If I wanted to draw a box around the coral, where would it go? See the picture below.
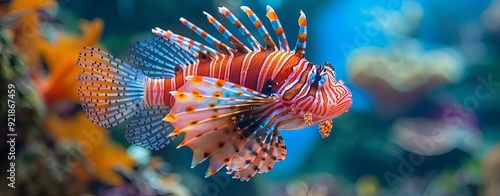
[391,116,482,156]
[1,0,56,80]
[36,18,104,105]
[482,144,500,196]
[347,39,464,117]
[44,112,136,186]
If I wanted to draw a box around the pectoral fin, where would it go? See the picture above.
[165,76,288,181]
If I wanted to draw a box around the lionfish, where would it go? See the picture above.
[77,5,352,181]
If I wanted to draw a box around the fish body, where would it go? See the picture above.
[142,49,301,108]
[77,5,352,181]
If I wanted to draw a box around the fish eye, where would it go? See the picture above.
[309,70,327,86]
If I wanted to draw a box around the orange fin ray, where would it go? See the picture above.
[166,76,287,180]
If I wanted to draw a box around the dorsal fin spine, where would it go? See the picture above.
[240,6,278,51]
[203,11,251,53]
[265,5,290,51]
[180,17,234,55]
[153,27,219,58]
[293,10,307,57]
[218,6,263,51]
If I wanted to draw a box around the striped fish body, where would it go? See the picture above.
[144,50,303,108]
[77,5,352,181]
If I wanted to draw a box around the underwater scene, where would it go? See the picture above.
[1,0,499,195]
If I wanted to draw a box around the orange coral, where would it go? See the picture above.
[2,0,56,80]
[2,0,104,105]
[45,112,136,186]
[37,18,104,105]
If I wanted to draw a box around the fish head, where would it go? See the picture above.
[277,61,352,125]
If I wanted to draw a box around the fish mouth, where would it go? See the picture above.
[328,94,352,118]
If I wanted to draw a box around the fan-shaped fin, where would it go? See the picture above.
[125,37,197,78]
[204,127,249,177]
[258,130,282,173]
[126,105,176,150]
[227,132,269,181]
[165,76,288,181]
[77,47,146,128]
[225,129,286,180]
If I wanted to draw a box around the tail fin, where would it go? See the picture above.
[76,37,190,150]
[77,47,146,128]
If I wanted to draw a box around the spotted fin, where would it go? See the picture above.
[258,130,286,173]
[319,119,333,138]
[77,47,146,128]
[125,105,176,150]
[125,37,197,78]
[226,130,286,180]
[165,76,288,180]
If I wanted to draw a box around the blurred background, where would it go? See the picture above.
[1,0,499,195]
